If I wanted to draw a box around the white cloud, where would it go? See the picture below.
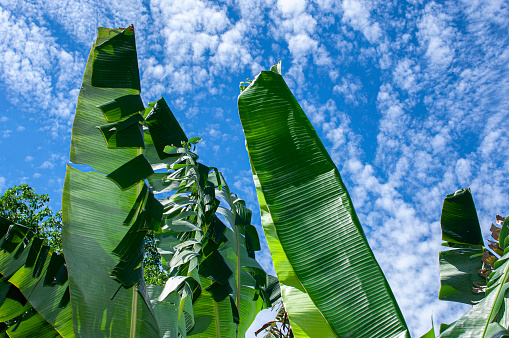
[417,3,455,68]
[287,34,318,60]
[2,129,11,138]
[0,6,82,135]
[455,158,472,185]
[40,160,54,169]
[333,76,365,105]
[33,172,41,179]
[140,0,267,99]
[341,0,381,43]
[0,116,7,122]
[301,98,362,167]
[25,156,33,162]
[16,125,25,131]
[393,58,421,93]
[0,177,5,192]
[278,0,306,16]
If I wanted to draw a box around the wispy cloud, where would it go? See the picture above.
[0,6,83,135]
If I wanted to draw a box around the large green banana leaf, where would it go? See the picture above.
[62,167,159,336]
[238,66,409,337]
[437,190,509,337]
[69,27,143,174]
[252,172,335,337]
[0,216,73,337]
[62,26,160,336]
[64,25,275,337]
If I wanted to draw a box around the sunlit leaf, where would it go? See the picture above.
[238,67,409,337]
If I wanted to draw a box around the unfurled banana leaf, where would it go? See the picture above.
[63,26,160,337]
[63,168,159,336]
[436,189,509,337]
[65,24,276,337]
[252,171,335,338]
[69,27,143,175]
[0,216,73,337]
[238,65,409,337]
[438,188,486,305]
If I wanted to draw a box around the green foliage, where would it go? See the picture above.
[0,184,62,252]
[238,65,409,337]
[60,25,273,337]
[143,232,168,286]
[438,188,486,305]
[0,216,73,337]
[436,189,509,337]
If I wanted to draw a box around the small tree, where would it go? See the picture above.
[0,184,62,252]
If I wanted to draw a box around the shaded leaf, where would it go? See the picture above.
[97,114,145,148]
[199,250,232,285]
[145,98,188,160]
[441,188,483,246]
[91,26,140,90]
[106,154,154,190]
[439,248,486,304]
[97,94,144,122]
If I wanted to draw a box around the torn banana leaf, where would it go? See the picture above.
[62,166,159,336]
[0,217,73,337]
[69,27,142,175]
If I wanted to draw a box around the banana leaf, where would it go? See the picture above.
[438,188,486,304]
[69,27,142,175]
[439,248,485,304]
[437,191,509,337]
[62,167,159,336]
[439,281,509,337]
[441,188,483,246]
[0,217,73,337]
[63,26,161,336]
[253,171,336,338]
[238,66,409,337]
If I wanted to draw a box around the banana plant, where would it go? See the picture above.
[238,63,409,337]
[142,98,276,337]
[62,25,163,337]
[436,188,509,337]
[61,25,274,337]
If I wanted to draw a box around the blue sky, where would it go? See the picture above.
[0,0,508,336]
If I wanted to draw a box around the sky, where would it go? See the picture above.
[0,0,508,336]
